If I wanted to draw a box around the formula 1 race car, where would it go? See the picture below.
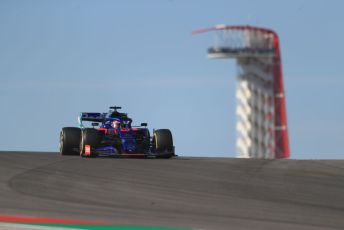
[59,106,175,158]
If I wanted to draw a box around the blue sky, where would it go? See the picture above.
[0,0,343,159]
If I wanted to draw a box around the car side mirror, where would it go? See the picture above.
[140,123,147,127]
[92,122,99,127]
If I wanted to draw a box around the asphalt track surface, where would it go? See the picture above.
[0,152,344,230]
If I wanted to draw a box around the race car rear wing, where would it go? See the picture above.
[78,112,105,127]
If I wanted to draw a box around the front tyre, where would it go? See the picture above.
[152,129,174,159]
[60,127,81,156]
[80,128,103,157]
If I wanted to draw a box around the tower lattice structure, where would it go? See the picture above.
[194,25,290,159]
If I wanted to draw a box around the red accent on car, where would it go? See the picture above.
[85,145,91,156]
[120,128,131,132]
[97,128,108,134]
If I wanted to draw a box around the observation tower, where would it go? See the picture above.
[194,25,290,159]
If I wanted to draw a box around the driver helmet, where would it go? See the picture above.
[111,119,121,129]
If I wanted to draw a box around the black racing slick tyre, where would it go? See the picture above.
[153,129,174,159]
[60,127,81,156]
[80,128,103,157]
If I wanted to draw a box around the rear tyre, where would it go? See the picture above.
[152,129,174,159]
[80,128,103,157]
[60,127,81,156]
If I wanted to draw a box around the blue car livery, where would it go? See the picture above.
[60,106,175,158]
